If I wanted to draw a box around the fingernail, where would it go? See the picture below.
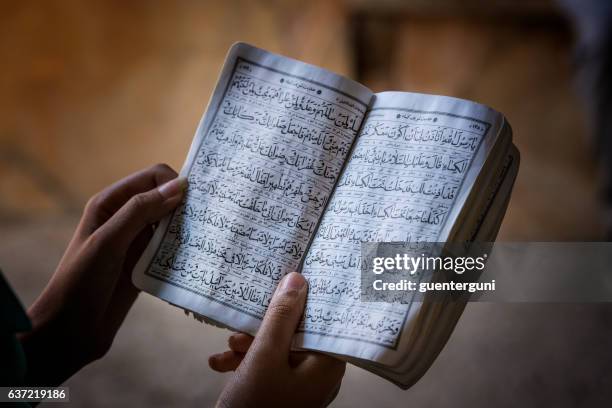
[158,176,188,199]
[279,272,306,294]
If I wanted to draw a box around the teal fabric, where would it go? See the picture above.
[0,270,31,387]
[0,271,31,334]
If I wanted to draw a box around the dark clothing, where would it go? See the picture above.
[1,270,32,407]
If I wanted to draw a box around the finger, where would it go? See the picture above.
[228,333,254,353]
[81,163,178,235]
[102,209,158,340]
[249,272,307,363]
[288,350,310,367]
[295,352,346,381]
[323,381,343,407]
[294,353,345,406]
[90,176,188,254]
[209,351,245,373]
[100,227,149,338]
[298,354,345,406]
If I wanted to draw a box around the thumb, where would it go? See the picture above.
[94,176,188,253]
[250,272,308,362]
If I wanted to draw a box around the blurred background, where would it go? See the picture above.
[1,0,611,406]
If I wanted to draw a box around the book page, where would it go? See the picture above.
[133,43,373,334]
[296,91,504,364]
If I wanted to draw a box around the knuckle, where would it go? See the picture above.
[126,191,159,225]
[85,192,104,215]
[85,229,128,261]
[83,229,115,256]
[151,162,174,175]
[267,300,296,320]
[128,192,150,212]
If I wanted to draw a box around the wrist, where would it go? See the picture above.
[18,299,103,386]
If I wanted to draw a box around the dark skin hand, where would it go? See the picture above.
[19,164,186,386]
[14,164,344,406]
[209,272,346,408]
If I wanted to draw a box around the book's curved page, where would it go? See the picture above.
[354,144,519,389]
[132,43,373,335]
[295,91,505,365]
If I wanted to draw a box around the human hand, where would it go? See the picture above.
[209,272,345,408]
[19,164,186,385]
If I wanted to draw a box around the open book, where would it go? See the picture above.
[133,42,519,389]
